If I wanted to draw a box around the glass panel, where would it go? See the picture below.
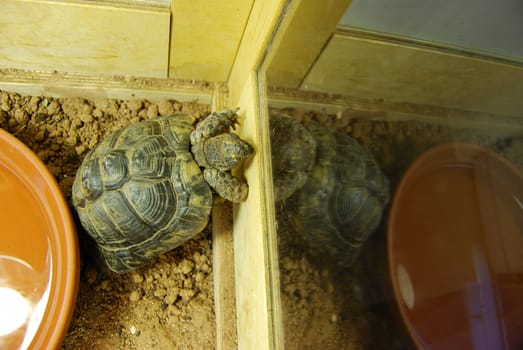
[260,1,523,349]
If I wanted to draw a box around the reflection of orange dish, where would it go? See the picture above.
[388,143,523,350]
[0,128,79,349]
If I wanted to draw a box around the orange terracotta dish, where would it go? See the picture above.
[0,128,79,349]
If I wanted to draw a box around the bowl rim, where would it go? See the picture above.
[0,128,79,349]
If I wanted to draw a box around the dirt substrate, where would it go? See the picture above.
[0,91,216,350]
[2,90,522,349]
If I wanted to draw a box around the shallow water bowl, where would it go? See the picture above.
[0,128,79,349]
[388,143,523,350]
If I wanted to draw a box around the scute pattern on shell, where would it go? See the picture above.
[72,114,213,273]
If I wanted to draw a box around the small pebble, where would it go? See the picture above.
[99,280,111,291]
[180,259,194,275]
[131,272,144,284]
[79,113,93,123]
[92,109,103,118]
[75,145,87,156]
[85,267,98,285]
[34,130,46,142]
[14,109,29,125]
[129,290,141,302]
[36,150,50,162]
[194,271,205,282]
[127,100,143,112]
[153,288,167,298]
[29,96,41,111]
[146,104,158,119]
[46,101,60,115]
[199,263,210,273]
[179,289,195,302]
[164,288,179,305]
[1,100,11,112]
[66,135,77,145]
[157,101,174,115]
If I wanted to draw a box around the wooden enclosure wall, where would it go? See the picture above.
[0,0,171,77]
[1,0,254,82]
[169,0,254,81]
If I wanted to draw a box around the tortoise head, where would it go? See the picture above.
[203,133,254,170]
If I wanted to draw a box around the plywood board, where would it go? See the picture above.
[211,83,239,350]
[266,0,353,88]
[169,0,254,81]
[0,69,214,102]
[301,30,523,117]
[0,0,170,77]
[232,73,283,350]
[211,201,238,350]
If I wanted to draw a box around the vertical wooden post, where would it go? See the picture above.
[232,73,283,350]
[226,1,288,348]
[211,83,238,350]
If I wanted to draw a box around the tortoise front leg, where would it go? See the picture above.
[190,109,239,145]
[203,168,248,203]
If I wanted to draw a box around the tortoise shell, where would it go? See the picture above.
[72,111,252,273]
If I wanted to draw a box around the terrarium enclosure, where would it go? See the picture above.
[258,1,523,349]
[1,0,523,349]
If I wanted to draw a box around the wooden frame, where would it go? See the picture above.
[211,83,239,350]
[226,0,295,348]
[265,0,353,88]
[0,69,214,103]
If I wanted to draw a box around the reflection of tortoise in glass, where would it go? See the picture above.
[271,113,389,267]
[72,110,253,273]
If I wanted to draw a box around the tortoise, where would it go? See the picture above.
[72,109,253,273]
[271,113,389,267]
